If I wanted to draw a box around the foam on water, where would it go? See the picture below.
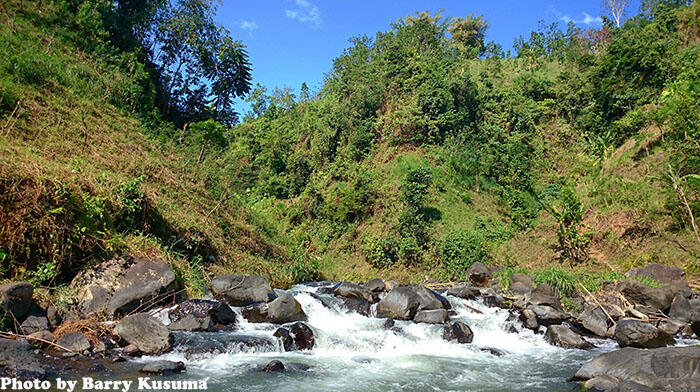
[139,284,622,392]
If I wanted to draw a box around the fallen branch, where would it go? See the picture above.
[0,331,78,354]
[579,283,616,326]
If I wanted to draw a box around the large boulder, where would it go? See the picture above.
[211,274,277,306]
[528,304,568,326]
[413,285,449,311]
[168,299,237,331]
[544,325,594,349]
[413,309,448,324]
[626,263,684,285]
[274,322,315,351]
[334,282,373,302]
[446,285,480,300]
[376,287,421,320]
[572,346,700,391]
[113,313,172,354]
[616,280,674,312]
[70,256,176,316]
[242,295,306,324]
[56,332,91,353]
[467,262,491,286]
[341,297,371,317]
[0,338,45,380]
[442,321,473,344]
[0,282,33,322]
[669,294,692,321]
[363,279,385,293]
[578,304,609,337]
[614,319,675,348]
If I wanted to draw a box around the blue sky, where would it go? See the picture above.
[217,1,640,113]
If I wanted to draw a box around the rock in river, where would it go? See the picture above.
[376,287,421,320]
[211,274,277,306]
[114,313,172,354]
[140,360,185,375]
[544,325,594,349]
[442,321,474,344]
[614,319,675,348]
[0,338,45,380]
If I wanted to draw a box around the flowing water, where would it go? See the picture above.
[132,283,620,392]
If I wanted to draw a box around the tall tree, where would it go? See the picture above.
[603,0,629,27]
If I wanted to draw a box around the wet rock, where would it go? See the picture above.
[0,281,33,322]
[140,360,185,375]
[260,360,285,372]
[446,286,480,300]
[0,338,45,380]
[27,331,55,349]
[528,304,568,326]
[413,285,449,311]
[614,319,675,348]
[382,319,395,329]
[545,325,594,349]
[509,274,535,295]
[572,346,700,391]
[616,280,674,312]
[267,295,307,323]
[363,279,385,293]
[483,295,509,309]
[334,282,373,302]
[70,256,176,316]
[168,299,237,331]
[316,284,339,295]
[211,274,277,307]
[274,322,314,351]
[413,309,448,324]
[480,347,505,356]
[341,297,371,317]
[376,287,421,320]
[123,344,140,356]
[467,262,491,286]
[57,332,91,353]
[519,309,539,330]
[20,315,48,335]
[579,304,609,337]
[113,313,172,354]
[172,333,277,356]
[442,321,473,344]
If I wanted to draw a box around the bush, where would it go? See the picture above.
[362,236,399,268]
[439,229,487,278]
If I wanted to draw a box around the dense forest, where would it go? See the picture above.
[0,0,698,300]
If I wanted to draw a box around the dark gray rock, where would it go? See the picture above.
[113,313,172,354]
[27,331,55,349]
[341,297,371,317]
[413,285,448,311]
[57,332,91,353]
[260,360,285,372]
[614,319,675,348]
[46,305,62,328]
[528,292,562,310]
[442,321,473,344]
[363,279,385,293]
[0,282,33,322]
[528,304,568,326]
[626,263,684,285]
[519,309,538,330]
[480,347,506,356]
[617,280,674,312]
[483,295,510,309]
[334,282,373,302]
[171,332,277,357]
[544,325,594,349]
[669,294,692,321]
[168,299,236,331]
[267,295,307,323]
[658,318,686,336]
[446,286,480,300]
[272,322,315,352]
[572,346,700,391]
[20,315,48,335]
[139,360,185,375]
[413,309,448,324]
[467,262,491,285]
[0,338,45,380]
[376,287,421,320]
[579,304,609,337]
[211,274,277,307]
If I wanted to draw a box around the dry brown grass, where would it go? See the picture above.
[53,318,114,346]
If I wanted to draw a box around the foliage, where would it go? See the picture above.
[544,185,591,264]
[439,229,487,278]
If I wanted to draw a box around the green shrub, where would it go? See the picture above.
[115,176,146,231]
[362,236,399,268]
[439,229,487,278]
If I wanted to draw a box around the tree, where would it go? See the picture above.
[602,0,629,27]
[448,15,489,58]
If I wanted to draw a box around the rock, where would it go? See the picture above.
[363,279,385,293]
[46,305,62,328]
[376,287,421,320]
[123,344,140,356]
[171,332,277,357]
[482,295,509,309]
[57,332,91,353]
[442,321,473,344]
[467,262,491,286]
[20,315,48,335]
[168,299,237,331]
[626,263,684,285]
[669,294,692,321]
[528,304,568,326]
[657,319,686,336]
[211,274,277,307]
[616,280,674,312]
[382,319,395,329]
[334,282,372,302]
[572,346,700,391]
[528,292,562,310]
[70,256,176,316]
[113,313,172,354]
[446,286,480,300]
[480,347,506,356]
[341,297,371,317]
[274,322,314,351]
[139,360,185,375]
[614,319,675,348]
[584,375,622,391]
[544,325,594,349]
[509,274,535,295]
[413,285,449,311]
[413,309,448,324]
[0,338,45,380]
[519,309,538,330]
[579,305,609,337]
[267,295,307,323]
[533,283,556,297]
[0,282,33,322]
[384,280,400,291]
[260,360,285,372]
[27,331,55,349]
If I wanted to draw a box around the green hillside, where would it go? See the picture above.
[1,0,699,295]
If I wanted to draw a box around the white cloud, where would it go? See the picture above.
[239,20,258,30]
[559,11,602,26]
[285,0,322,28]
